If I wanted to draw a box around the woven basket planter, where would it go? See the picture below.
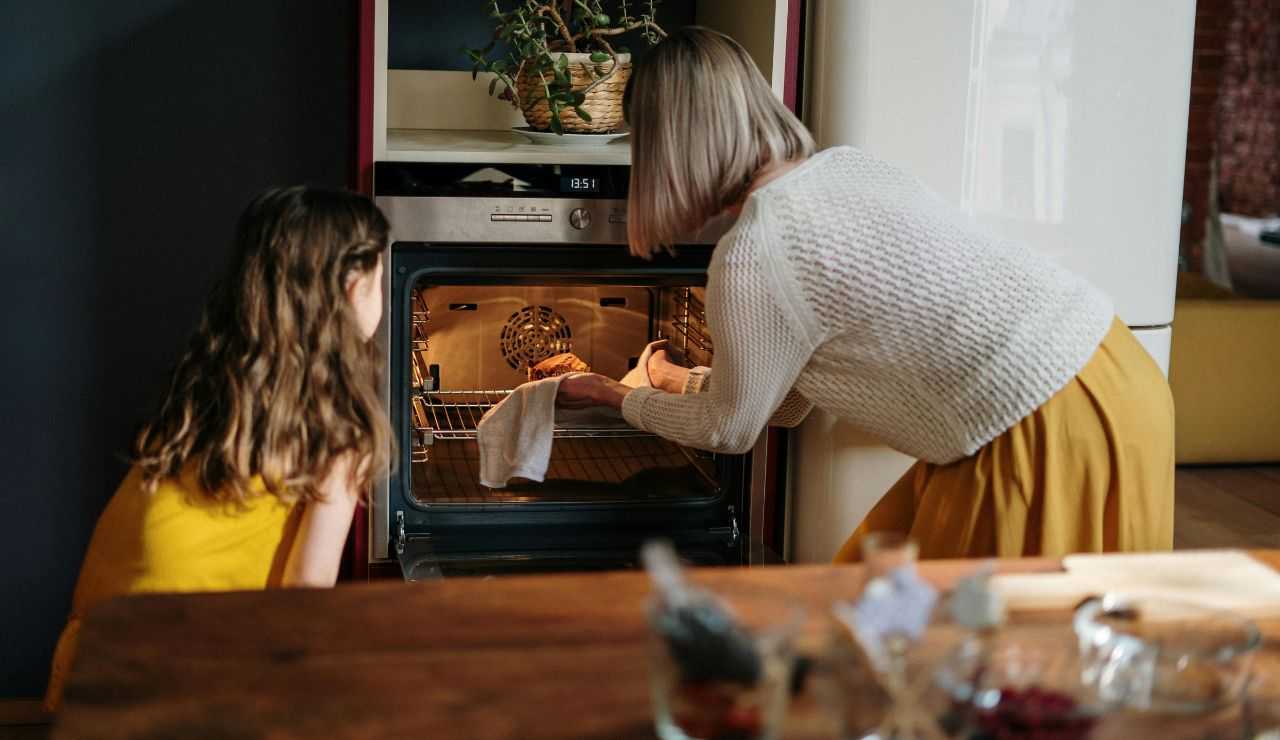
[516,52,631,134]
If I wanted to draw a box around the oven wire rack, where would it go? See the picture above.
[408,388,720,500]
[411,389,653,445]
[669,288,713,368]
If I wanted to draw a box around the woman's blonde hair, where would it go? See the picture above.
[134,186,393,504]
[624,26,815,258]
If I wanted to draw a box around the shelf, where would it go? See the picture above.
[411,390,652,442]
[385,128,631,166]
[407,388,721,504]
[411,436,718,504]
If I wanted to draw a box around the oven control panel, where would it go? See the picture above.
[489,213,552,223]
[373,161,725,245]
[377,196,634,244]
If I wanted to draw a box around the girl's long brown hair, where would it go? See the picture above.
[134,186,393,504]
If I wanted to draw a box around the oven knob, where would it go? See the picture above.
[569,208,592,230]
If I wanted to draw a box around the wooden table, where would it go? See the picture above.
[53,553,1280,739]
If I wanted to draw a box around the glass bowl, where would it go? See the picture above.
[647,606,802,740]
[931,593,1261,736]
[934,628,1103,739]
[1073,593,1261,714]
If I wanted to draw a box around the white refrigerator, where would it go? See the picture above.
[788,0,1195,563]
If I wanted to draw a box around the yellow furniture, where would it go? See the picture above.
[1169,272,1280,463]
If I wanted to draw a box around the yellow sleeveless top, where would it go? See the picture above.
[44,464,301,710]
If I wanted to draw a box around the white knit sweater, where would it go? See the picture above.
[621,146,1115,464]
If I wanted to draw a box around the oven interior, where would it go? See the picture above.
[406,280,720,507]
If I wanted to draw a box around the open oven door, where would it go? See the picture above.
[395,520,742,581]
[386,242,752,579]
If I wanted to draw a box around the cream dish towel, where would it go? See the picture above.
[476,375,568,488]
[476,341,664,489]
[620,339,662,389]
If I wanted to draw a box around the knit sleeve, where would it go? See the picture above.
[769,391,815,428]
[621,214,817,453]
[682,367,813,429]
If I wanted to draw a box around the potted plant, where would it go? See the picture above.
[465,1,666,134]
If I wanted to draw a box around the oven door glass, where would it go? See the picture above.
[395,527,735,581]
[406,279,720,506]
[387,243,744,564]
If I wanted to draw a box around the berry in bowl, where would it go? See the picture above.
[643,542,799,740]
[935,632,1102,739]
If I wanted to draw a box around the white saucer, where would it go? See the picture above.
[513,127,629,146]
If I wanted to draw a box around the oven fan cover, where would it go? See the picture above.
[499,305,573,370]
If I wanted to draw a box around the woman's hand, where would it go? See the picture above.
[556,373,631,411]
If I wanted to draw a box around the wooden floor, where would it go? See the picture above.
[1175,465,1280,549]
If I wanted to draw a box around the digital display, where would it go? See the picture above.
[560,176,600,193]
[376,162,629,199]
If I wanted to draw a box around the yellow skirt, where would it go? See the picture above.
[834,318,1174,561]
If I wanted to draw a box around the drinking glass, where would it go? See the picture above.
[818,532,951,739]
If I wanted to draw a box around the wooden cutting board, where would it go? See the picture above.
[993,549,1280,616]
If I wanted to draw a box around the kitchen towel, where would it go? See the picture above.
[475,341,666,489]
[620,339,663,389]
[477,375,571,489]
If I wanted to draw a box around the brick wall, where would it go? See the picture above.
[1181,0,1280,271]
[1218,0,1280,217]
[1181,0,1228,271]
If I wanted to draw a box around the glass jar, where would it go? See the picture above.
[817,532,954,740]
[1073,594,1260,714]
[648,611,801,740]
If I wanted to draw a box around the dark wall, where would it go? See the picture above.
[0,0,354,697]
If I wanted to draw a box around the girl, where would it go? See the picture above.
[45,186,392,710]
[558,28,1174,560]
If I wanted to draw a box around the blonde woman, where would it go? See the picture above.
[557,27,1174,560]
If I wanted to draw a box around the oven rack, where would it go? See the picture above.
[669,288,713,368]
[410,389,654,443]
[410,432,720,503]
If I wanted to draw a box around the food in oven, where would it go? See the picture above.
[406,283,721,505]
[527,352,591,381]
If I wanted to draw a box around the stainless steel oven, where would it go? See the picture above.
[372,161,778,579]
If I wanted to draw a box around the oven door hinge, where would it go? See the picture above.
[392,516,443,582]
[728,505,740,546]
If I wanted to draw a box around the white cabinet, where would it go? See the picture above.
[790,0,1194,562]
[806,0,1193,332]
